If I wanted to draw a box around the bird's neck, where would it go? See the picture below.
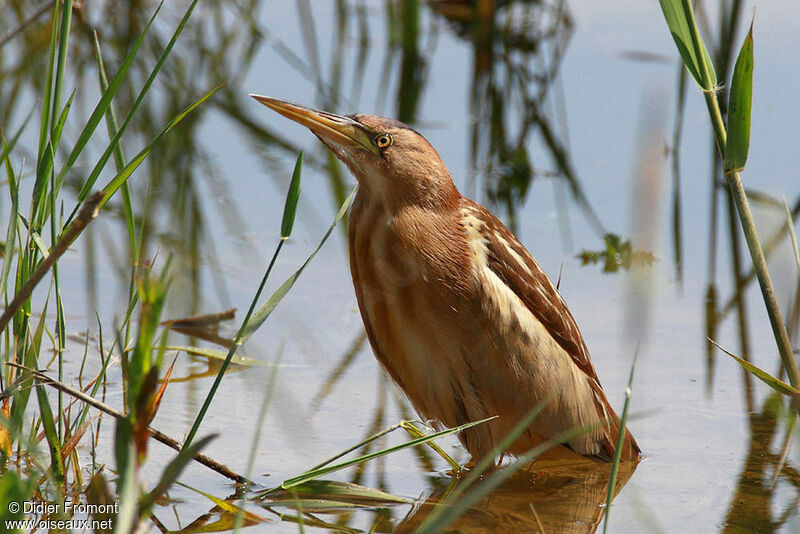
[357,168,462,216]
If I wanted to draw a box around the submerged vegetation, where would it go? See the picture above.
[0,0,798,532]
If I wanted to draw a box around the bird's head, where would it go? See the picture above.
[251,95,460,210]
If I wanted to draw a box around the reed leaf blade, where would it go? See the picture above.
[725,24,754,174]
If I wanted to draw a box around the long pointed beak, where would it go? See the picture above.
[250,95,377,154]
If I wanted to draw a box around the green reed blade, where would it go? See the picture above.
[603,352,638,534]
[658,0,717,90]
[281,151,304,239]
[724,23,754,174]
[241,185,357,342]
[710,337,800,396]
[92,30,137,260]
[278,416,495,491]
[49,4,163,216]
[79,83,223,217]
[74,0,199,205]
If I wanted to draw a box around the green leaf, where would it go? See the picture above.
[241,186,357,342]
[73,0,198,205]
[36,384,64,485]
[92,84,224,215]
[603,352,638,534]
[281,152,304,239]
[277,416,495,491]
[114,417,137,534]
[56,3,162,199]
[711,338,800,396]
[724,23,754,174]
[658,0,717,90]
[1,138,21,299]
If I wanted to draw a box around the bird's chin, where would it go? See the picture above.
[315,135,373,176]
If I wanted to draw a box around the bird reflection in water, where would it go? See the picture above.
[396,457,639,534]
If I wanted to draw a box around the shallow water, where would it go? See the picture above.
[3,0,800,532]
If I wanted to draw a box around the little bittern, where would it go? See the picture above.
[252,95,640,463]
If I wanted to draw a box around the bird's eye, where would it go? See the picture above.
[374,133,393,149]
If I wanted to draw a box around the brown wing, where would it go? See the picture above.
[461,199,600,382]
[461,199,640,461]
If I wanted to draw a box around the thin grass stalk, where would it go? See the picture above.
[92,31,137,264]
[180,238,285,451]
[602,353,637,534]
[35,5,59,185]
[53,2,163,213]
[307,422,404,474]
[1,136,22,302]
[400,420,461,472]
[724,168,800,391]
[705,92,798,387]
[276,417,494,492]
[181,150,302,448]
[50,0,73,140]
[50,151,65,442]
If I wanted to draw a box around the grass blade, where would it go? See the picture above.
[92,30,137,260]
[35,2,60,186]
[55,3,163,200]
[400,420,461,472]
[86,84,224,216]
[241,185,357,342]
[658,0,717,90]
[1,140,21,299]
[50,0,74,135]
[603,352,638,534]
[73,0,199,205]
[36,384,64,485]
[278,416,495,490]
[181,175,348,456]
[709,338,800,396]
[281,151,304,239]
[724,22,754,174]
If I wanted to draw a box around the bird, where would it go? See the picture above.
[251,95,640,463]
